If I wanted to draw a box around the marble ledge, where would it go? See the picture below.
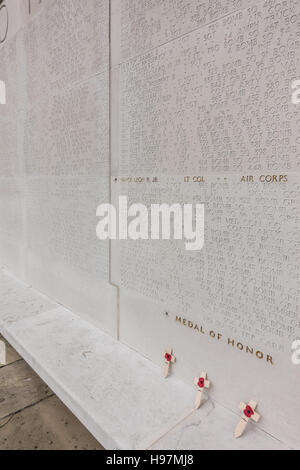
[0,268,195,449]
[0,269,292,450]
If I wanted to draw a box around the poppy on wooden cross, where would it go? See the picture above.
[194,372,210,409]
[0,340,6,365]
[162,348,176,378]
[235,400,261,438]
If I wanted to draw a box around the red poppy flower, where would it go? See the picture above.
[198,378,205,389]
[244,405,254,419]
[165,353,172,362]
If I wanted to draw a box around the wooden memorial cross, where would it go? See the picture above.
[163,348,176,378]
[194,372,210,409]
[0,340,6,366]
[235,400,261,438]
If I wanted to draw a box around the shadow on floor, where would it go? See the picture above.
[0,335,104,450]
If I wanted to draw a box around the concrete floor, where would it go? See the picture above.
[0,335,104,450]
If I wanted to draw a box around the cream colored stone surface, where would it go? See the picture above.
[0,0,299,450]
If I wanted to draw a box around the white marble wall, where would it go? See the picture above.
[0,0,299,449]
[0,0,117,335]
[0,5,25,279]
[111,0,300,448]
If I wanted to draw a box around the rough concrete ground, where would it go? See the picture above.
[0,335,104,450]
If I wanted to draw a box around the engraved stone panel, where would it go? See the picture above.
[1,0,300,448]
[24,0,109,105]
[0,1,116,333]
[21,0,115,333]
[118,175,300,353]
[120,3,300,175]
[0,28,26,277]
[119,0,258,62]
[116,0,300,447]
[24,74,109,177]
